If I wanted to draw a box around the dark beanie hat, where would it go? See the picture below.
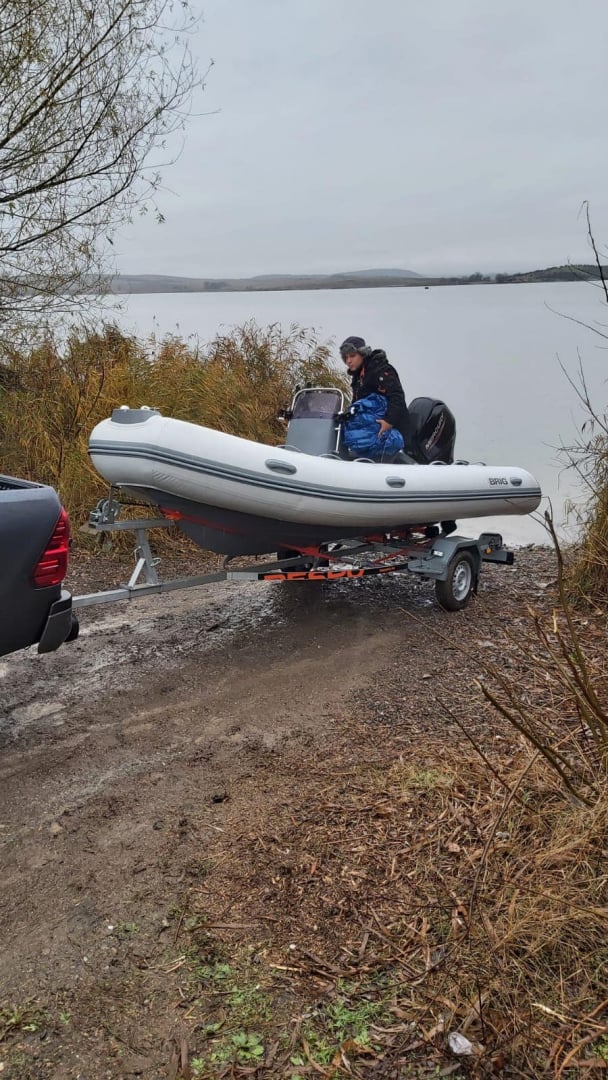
[339,335,366,356]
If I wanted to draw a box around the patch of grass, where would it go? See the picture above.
[0,1004,47,1040]
[287,980,395,1072]
[228,1030,265,1062]
[183,914,206,932]
[180,944,282,1074]
[192,1029,266,1072]
[228,983,272,1025]
[325,992,385,1044]
[292,1034,335,1068]
[178,943,274,1071]
[5,1050,27,1071]
[115,920,139,935]
[395,763,452,793]
[195,960,233,983]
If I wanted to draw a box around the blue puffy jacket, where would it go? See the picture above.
[341,393,405,461]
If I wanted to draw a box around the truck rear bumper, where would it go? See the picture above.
[38,589,79,654]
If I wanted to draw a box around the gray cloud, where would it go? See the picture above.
[116,0,608,276]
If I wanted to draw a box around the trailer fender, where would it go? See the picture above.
[406,535,482,583]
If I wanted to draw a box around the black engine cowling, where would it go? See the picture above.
[407,397,456,464]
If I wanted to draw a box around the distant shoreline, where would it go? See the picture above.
[103,265,606,295]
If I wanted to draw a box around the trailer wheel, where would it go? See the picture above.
[435,550,476,611]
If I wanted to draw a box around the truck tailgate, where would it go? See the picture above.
[0,478,76,655]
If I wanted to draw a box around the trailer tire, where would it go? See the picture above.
[435,550,476,611]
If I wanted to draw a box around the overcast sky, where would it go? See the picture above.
[116,0,608,278]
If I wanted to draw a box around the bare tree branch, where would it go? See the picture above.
[584,201,608,305]
[0,0,202,340]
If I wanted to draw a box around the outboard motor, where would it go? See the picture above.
[280,387,345,456]
[407,397,456,464]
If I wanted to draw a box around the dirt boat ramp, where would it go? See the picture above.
[0,549,553,1078]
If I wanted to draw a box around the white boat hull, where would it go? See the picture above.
[89,409,542,554]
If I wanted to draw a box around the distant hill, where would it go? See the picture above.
[337,268,421,279]
[104,268,422,294]
[105,274,227,294]
[495,264,608,283]
[96,264,606,295]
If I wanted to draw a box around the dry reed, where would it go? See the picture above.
[0,320,347,533]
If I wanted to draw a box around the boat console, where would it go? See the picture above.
[279,387,345,456]
[279,385,457,466]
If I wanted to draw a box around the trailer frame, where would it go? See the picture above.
[73,495,514,613]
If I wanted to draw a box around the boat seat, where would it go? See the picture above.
[343,448,417,465]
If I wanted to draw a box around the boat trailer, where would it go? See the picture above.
[73,496,515,613]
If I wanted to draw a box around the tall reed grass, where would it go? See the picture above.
[559,369,608,605]
[0,320,347,529]
[561,210,608,605]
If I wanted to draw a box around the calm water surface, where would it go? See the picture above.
[108,282,608,545]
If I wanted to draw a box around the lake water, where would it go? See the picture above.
[108,281,608,546]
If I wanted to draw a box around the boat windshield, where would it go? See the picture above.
[292,389,342,420]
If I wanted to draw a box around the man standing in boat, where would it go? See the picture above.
[339,335,409,445]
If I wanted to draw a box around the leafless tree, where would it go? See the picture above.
[0,0,200,342]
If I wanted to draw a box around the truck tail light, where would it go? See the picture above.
[33,508,70,588]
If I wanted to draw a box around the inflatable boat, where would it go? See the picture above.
[88,388,542,556]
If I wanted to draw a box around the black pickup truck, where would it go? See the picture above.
[0,476,78,657]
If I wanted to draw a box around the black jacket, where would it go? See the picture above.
[350,350,409,439]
